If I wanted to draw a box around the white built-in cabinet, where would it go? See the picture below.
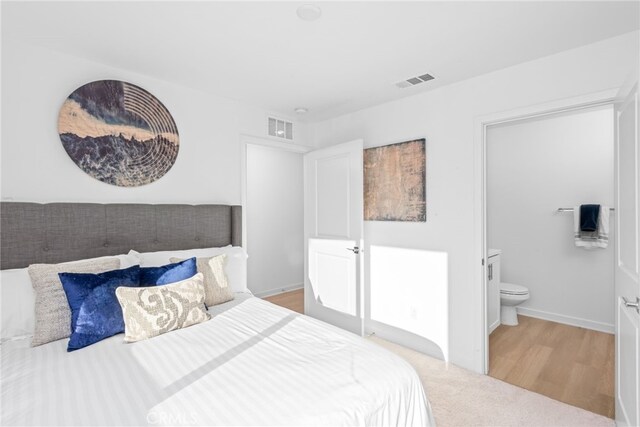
[487,249,501,334]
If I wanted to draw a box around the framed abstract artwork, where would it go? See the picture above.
[58,80,179,187]
[364,139,426,222]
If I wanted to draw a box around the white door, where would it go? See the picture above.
[615,81,640,427]
[304,139,364,335]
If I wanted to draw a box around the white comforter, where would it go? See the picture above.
[1,294,433,426]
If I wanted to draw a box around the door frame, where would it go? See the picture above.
[473,89,619,374]
[239,134,312,250]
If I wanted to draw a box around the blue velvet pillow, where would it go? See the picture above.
[140,257,197,286]
[59,265,141,352]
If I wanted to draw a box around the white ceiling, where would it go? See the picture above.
[3,1,639,122]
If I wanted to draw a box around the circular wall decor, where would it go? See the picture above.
[58,80,179,187]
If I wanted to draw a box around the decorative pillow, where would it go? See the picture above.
[0,267,36,340]
[115,252,141,269]
[28,257,120,347]
[140,257,197,286]
[170,255,234,307]
[116,273,210,343]
[130,246,248,293]
[1,253,139,342]
[59,265,141,351]
[130,247,232,266]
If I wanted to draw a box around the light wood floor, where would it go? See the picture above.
[263,288,304,314]
[489,315,614,418]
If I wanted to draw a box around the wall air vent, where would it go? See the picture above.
[268,117,293,140]
[395,73,435,89]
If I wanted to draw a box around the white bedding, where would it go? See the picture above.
[1,294,433,426]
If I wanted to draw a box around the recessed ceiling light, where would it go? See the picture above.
[296,4,322,21]
[294,107,308,114]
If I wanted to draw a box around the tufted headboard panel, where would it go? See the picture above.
[0,202,242,270]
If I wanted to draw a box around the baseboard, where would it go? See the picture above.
[516,306,614,334]
[489,319,500,335]
[252,283,303,298]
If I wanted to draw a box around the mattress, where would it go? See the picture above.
[1,293,434,426]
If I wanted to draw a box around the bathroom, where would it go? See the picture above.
[485,104,615,417]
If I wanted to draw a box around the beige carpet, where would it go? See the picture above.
[370,336,614,427]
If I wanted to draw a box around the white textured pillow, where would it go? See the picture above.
[130,246,248,293]
[116,273,210,343]
[28,257,122,346]
[170,255,234,307]
[0,252,139,342]
[0,268,35,340]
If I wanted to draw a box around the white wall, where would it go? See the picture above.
[310,31,639,372]
[0,39,311,204]
[246,144,303,296]
[487,106,615,332]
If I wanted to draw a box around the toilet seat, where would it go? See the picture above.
[500,282,529,296]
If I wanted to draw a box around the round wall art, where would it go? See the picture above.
[58,80,179,187]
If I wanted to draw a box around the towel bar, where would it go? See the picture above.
[557,207,615,212]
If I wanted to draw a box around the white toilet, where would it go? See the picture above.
[499,282,530,326]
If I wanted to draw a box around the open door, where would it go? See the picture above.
[615,81,640,427]
[304,139,364,335]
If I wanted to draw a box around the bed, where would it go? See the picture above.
[0,202,434,426]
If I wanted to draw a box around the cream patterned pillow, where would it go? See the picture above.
[28,257,120,347]
[116,273,210,343]
[170,255,234,307]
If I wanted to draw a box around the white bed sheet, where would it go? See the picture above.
[1,293,434,426]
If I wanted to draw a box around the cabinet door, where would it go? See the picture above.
[493,258,501,329]
[487,258,501,333]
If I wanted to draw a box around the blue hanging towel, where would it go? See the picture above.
[580,204,600,232]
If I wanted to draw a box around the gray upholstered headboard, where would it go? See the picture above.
[0,202,242,270]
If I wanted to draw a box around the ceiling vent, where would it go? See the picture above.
[395,73,435,89]
[268,117,293,140]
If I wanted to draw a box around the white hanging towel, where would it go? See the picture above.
[574,205,610,249]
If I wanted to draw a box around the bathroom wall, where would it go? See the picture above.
[487,106,615,332]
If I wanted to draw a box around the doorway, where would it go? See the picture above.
[478,96,618,418]
[241,135,310,298]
